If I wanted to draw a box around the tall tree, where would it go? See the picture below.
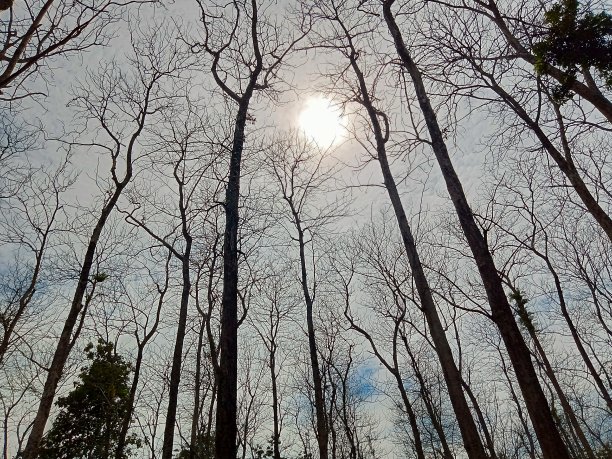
[381,1,571,457]
[309,2,489,457]
[264,134,347,459]
[195,3,308,457]
[19,28,184,459]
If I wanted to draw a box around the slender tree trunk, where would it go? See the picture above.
[344,27,488,458]
[382,3,571,458]
[215,92,255,459]
[294,220,328,459]
[21,184,129,459]
[328,377,337,459]
[161,167,194,459]
[533,337,595,459]
[538,248,612,410]
[393,369,426,459]
[344,300,425,458]
[403,339,454,459]
[116,346,144,459]
[190,318,206,459]
[206,382,216,445]
[461,378,496,459]
[116,254,169,459]
[270,347,281,459]
[497,346,537,459]
[334,356,358,459]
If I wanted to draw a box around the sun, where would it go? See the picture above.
[298,97,346,148]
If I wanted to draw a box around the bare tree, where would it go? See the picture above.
[0,0,156,101]
[462,0,612,124]
[112,249,172,459]
[263,133,349,459]
[250,263,298,459]
[307,2,489,457]
[193,3,308,457]
[425,2,612,242]
[380,2,570,457]
[189,220,223,459]
[0,158,73,366]
[19,25,184,459]
[122,93,227,459]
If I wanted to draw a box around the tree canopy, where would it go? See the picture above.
[534,0,612,99]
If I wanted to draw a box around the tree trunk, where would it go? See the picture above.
[161,183,193,459]
[116,254,168,459]
[190,318,206,459]
[403,338,455,459]
[294,220,328,459]
[21,184,129,459]
[215,93,254,459]
[537,242,612,410]
[345,27,489,459]
[270,347,281,459]
[483,0,612,125]
[116,346,144,459]
[382,3,571,458]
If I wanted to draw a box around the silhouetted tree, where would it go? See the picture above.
[38,340,140,459]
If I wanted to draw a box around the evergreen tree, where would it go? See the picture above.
[37,340,140,459]
[174,432,215,459]
[534,0,612,100]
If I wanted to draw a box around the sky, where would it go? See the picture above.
[3,1,610,458]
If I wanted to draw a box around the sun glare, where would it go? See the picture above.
[298,97,346,148]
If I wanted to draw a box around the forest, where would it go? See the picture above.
[1,0,611,458]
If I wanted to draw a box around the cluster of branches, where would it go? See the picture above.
[0,1,611,459]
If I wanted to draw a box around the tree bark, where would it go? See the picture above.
[294,218,329,459]
[270,344,281,459]
[215,92,256,459]
[341,19,489,457]
[21,185,128,459]
[161,163,194,459]
[467,64,612,243]
[382,3,571,458]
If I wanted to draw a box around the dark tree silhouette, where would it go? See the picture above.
[37,340,140,459]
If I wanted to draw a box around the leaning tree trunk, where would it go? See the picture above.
[382,3,571,458]
[344,29,489,459]
[483,0,612,125]
[21,182,129,459]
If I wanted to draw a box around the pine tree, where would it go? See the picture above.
[37,340,140,459]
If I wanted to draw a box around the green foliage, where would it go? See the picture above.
[533,0,612,101]
[38,340,140,459]
[174,432,215,459]
[509,289,538,336]
[93,272,109,283]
